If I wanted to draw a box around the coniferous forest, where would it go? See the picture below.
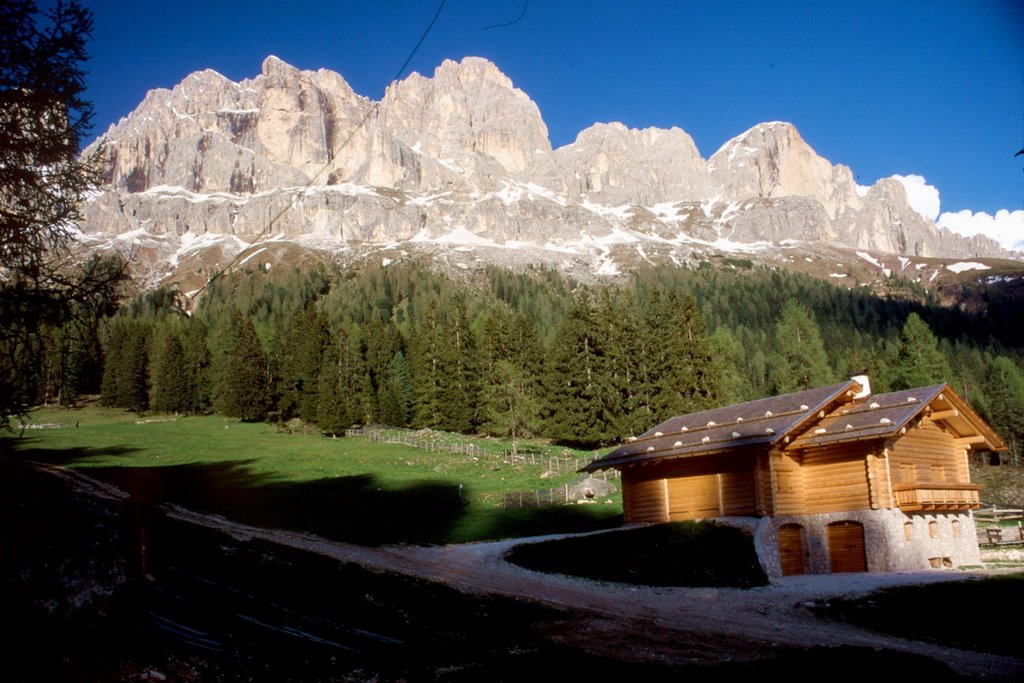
[25,259,1024,460]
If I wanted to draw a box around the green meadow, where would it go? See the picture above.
[3,405,623,545]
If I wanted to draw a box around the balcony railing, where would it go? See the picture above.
[892,482,982,512]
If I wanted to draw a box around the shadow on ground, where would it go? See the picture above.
[3,439,620,546]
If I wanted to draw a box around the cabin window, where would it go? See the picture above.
[928,520,938,538]
[903,522,914,540]
[951,520,960,537]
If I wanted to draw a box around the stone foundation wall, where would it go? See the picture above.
[742,509,981,578]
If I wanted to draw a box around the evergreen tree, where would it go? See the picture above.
[437,296,479,432]
[316,326,366,435]
[652,294,722,419]
[180,319,211,414]
[892,312,951,390]
[710,326,754,404]
[482,360,541,455]
[377,351,412,427]
[210,310,270,421]
[150,326,190,414]
[769,300,833,393]
[276,305,330,422]
[980,356,1024,465]
[409,302,445,428]
[99,318,150,412]
[541,296,620,447]
[0,2,129,427]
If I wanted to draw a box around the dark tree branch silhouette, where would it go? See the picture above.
[1,1,128,428]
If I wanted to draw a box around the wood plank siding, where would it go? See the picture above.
[622,471,668,523]
[800,443,871,513]
[890,418,969,485]
[621,452,756,523]
[771,451,805,515]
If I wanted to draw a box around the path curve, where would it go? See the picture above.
[164,505,1024,680]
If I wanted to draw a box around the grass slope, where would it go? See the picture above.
[3,406,621,545]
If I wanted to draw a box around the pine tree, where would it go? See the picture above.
[150,326,189,414]
[210,310,269,421]
[710,326,754,404]
[99,318,150,412]
[180,318,211,414]
[541,295,619,447]
[436,296,479,432]
[980,356,1024,465]
[316,326,366,435]
[377,351,412,427]
[769,300,833,393]
[1,2,128,427]
[892,312,951,390]
[482,360,540,455]
[652,294,722,419]
[276,305,330,422]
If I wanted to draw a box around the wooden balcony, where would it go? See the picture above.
[892,482,982,512]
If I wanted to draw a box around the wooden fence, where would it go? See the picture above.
[974,507,1024,524]
[503,485,573,509]
[343,425,616,477]
[344,426,488,458]
[975,506,1024,545]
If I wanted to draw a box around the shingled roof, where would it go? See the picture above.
[581,379,1005,472]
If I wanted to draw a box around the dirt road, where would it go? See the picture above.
[163,504,1024,680]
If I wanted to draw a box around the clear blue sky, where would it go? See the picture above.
[81,0,1022,221]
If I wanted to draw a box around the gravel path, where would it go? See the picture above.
[33,460,1022,679]
[165,506,1024,680]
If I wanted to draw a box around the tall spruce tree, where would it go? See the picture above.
[276,305,330,422]
[652,293,722,419]
[209,310,270,421]
[541,295,620,447]
[892,313,952,390]
[150,326,190,414]
[979,356,1024,465]
[482,359,540,455]
[316,326,366,435]
[769,300,833,393]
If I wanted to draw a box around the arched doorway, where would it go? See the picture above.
[828,521,867,573]
[778,524,805,576]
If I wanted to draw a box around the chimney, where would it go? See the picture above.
[851,374,871,399]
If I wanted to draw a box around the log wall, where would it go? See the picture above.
[620,451,757,523]
[890,419,968,484]
[622,470,668,523]
[772,451,806,515]
[801,442,871,513]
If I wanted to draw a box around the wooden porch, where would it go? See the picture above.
[892,482,982,512]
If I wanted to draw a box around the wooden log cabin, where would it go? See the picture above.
[581,376,1006,576]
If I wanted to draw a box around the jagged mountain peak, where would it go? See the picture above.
[78,56,1013,295]
[261,54,296,76]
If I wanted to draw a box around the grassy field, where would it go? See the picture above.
[2,405,623,545]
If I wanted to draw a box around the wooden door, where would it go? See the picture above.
[828,521,867,573]
[778,524,805,576]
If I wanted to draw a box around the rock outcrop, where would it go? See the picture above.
[79,56,1011,286]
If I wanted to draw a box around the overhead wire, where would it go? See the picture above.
[187,0,447,304]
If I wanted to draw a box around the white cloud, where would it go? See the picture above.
[937,209,1024,253]
[891,174,940,221]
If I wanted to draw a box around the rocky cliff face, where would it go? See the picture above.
[79,56,1011,290]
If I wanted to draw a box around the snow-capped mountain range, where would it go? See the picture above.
[77,56,1015,294]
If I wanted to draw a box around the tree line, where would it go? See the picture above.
[31,260,1023,460]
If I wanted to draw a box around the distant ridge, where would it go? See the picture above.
[77,56,1013,294]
